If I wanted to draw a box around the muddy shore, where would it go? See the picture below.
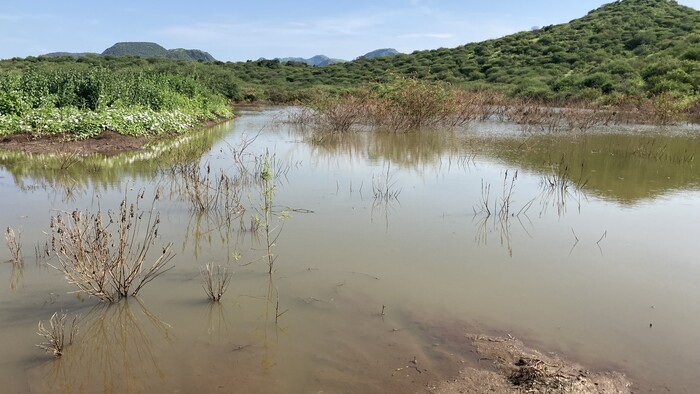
[0,119,226,155]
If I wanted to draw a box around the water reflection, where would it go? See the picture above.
[9,261,24,291]
[34,299,172,393]
[307,129,465,169]
[304,128,700,204]
[478,132,700,204]
[204,302,231,343]
[0,122,232,192]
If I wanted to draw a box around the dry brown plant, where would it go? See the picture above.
[5,226,22,264]
[200,262,233,302]
[37,311,79,357]
[50,189,174,302]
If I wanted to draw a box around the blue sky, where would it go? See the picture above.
[1,0,699,61]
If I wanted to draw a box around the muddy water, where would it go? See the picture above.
[1,107,699,393]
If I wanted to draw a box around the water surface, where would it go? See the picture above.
[1,108,699,393]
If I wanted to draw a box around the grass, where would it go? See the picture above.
[36,312,79,357]
[49,189,174,302]
[372,164,402,202]
[473,170,534,256]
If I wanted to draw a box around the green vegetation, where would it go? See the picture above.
[211,0,700,106]
[0,65,231,139]
[1,0,700,137]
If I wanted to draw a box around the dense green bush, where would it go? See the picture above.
[0,65,231,138]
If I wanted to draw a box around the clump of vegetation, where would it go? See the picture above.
[307,94,365,132]
[36,311,79,357]
[200,262,233,302]
[49,189,174,302]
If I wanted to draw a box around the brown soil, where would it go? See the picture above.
[0,120,224,155]
[416,319,633,394]
[0,130,150,154]
[428,335,631,393]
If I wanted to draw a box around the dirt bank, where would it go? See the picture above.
[428,334,631,393]
[0,119,226,155]
[0,130,150,154]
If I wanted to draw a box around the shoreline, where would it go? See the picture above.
[0,117,231,155]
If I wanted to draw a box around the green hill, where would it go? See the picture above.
[99,42,216,61]
[361,48,400,59]
[225,0,700,101]
[168,48,216,62]
[102,42,170,58]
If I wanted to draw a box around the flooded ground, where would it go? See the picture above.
[1,107,699,393]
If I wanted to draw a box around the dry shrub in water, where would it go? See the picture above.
[309,94,366,132]
[50,189,174,302]
[367,77,451,131]
[5,226,22,264]
[200,262,232,302]
[37,311,79,357]
[170,162,245,221]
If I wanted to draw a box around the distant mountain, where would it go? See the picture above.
[102,42,216,61]
[168,48,216,62]
[277,55,346,67]
[361,48,400,59]
[102,42,170,57]
[42,42,216,62]
[271,49,400,67]
[44,52,97,58]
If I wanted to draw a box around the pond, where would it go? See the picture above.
[1,107,699,393]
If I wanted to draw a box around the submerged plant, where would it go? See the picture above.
[50,189,174,302]
[200,262,233,302]
[37,312,79,357]
[372,164,402,202]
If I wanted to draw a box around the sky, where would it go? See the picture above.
[1,0,699,62]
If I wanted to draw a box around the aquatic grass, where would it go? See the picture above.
[372,164,402,202]
[473,171,534,256]
[36,311,79,357]
[170,162,245,220]
[260,157,277,274]
[50,189,174,302]
[200,262,233,302]
[245,153,292,274]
